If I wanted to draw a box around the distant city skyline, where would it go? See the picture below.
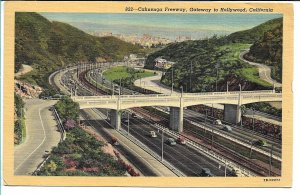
[40,13,282,40]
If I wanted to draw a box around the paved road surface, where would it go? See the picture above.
[134,72,180,95]
[239,49,282,88]
[14,99,61,175]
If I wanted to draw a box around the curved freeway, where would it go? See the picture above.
[53,66,231,176]
[14,99,61,175]
[87,67,282,158]
[52,64,282,175]
[239,49,282,88]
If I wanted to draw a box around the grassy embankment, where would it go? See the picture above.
[103,66,155,83]
[37,97,131,176]
[217,43,272,88]
[14,93,26,145]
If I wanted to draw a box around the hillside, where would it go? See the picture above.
[223,17,283,44]
[15,12,141,87]
[244,25,283,82]
[144,17,283,92]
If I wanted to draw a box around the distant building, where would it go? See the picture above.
[154,57,175,69]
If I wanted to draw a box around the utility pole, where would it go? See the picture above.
[127,112,130,135]
[215,61,220,92]
[227,81,229,93]
[224,161,227,177]
[171,65,174,94]
[269,144,274,176]
[190,61,193,92]
[161,129,164,162]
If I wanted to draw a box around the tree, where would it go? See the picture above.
[55,96,80,122]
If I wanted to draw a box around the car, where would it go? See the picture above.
[176,137,186,145]
[131,113,137,118]
[149,131,157,138]
[165,138,176,146]
[111,137,119,146]
[214,119,222,125]
[199,168,214,177]
[222,125,232,132]
[252,139,267,147]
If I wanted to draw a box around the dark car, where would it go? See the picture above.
[222,125,232,132]
[131,113,137,118]
[165,138,176,146]
[199,168,214,177]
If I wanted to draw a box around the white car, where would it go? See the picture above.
[149,131,157,138]
[214,119,222,125]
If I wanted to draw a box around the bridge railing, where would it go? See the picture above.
[73,94,281,104]
[72,90,279,100]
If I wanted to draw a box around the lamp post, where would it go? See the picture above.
[127,112,130,135]
[211,128,214,150]
[205,109,208,124]
[190,61,193,92]
[252,108,255,130]
[238,84,242,125]
[161,129,164,162]
[227,81,229,93]
[224,161,227,177]
[215,61,220,92]
[95,72,98,94]
[171,65,174,94]
[249,108,255,159]
[180,85,183,98]
[269,144,274,176]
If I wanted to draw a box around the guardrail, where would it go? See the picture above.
[72,91,281,101]
[153,123,257,177]
[32,155,51,176]
[52,107,66,142]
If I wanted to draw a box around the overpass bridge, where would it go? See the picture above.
[72,90,282,132]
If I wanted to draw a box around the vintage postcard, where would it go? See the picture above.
[3,1,293,187]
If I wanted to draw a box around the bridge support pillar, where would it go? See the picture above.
[169,107,183,132]
[224,104,241,124]
[110,109,120,130]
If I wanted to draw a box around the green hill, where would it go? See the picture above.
[144,17,283,92]
[15,12,141,87]
[224,17,283,44]
[244,25,282,82]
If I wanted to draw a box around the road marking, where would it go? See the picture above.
[14,108,47,172]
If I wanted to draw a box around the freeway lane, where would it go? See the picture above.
[105,109,227,176]
[14,99,61,175]
[80,109,176,177]
[183,110,282,156]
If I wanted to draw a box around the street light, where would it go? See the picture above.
[180,85,183,98]
[226,81,229,93]
[269,144,274,176]
[127,112,130,135]
[238,84,242,125]
[224,160,227,177]
[171,65,174,94]
[249,108,255,159]
[215,61,220,92]
[190,61,193,92]
[205,109,208,124]
[161,128,164,162]
[252,108,255,130]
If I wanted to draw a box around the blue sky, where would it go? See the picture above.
[40,13,282,40]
